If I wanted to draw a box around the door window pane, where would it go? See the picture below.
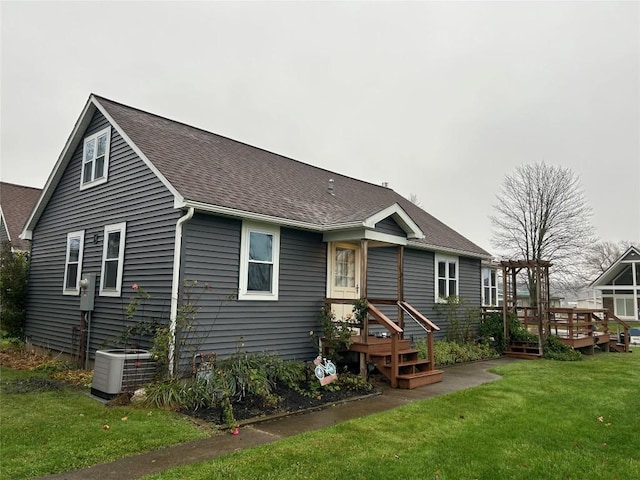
[335,248,355,288]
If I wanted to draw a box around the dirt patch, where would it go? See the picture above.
[1,377,65,394]
[0,349,50,370]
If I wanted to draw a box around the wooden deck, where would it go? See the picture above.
[483,306,632,356]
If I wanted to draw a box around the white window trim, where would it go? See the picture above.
[63,230,85,295]
[482,267,498,306]
[80,126,111,190]
[238,222,280,301]
[100,222,126,297]
[435,254,459,302]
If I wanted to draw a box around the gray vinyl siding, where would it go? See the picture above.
[25,110,180,357]
[366,246,399,334]
[374,217,405,237]
[404,249,440,341]
[404,250,482,341]
[179,213,326,367]
[0,216,9,245]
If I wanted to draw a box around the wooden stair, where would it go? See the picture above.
[505,340,542,359]
[368,341,444,389]
[609,340,632,353]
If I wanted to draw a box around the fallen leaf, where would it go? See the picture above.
[121,416,128,421]
[597,416,604,422]
[102,424,110,430]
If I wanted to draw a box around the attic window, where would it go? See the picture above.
[80,126,111,189]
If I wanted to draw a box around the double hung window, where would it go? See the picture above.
[435,254,458,301]
[482,268,498,306]
[63,231,85,294]
[239,222,280,300]
[81,127,111,188]
[100,223,126,296]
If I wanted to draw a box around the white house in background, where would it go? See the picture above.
[591,246,640,322]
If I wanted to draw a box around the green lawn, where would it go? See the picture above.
[144,353,640,480]
[0,367,206,479]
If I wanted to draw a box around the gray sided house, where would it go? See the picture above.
[22,94,490,375]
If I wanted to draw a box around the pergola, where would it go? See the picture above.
[500,259,552,350]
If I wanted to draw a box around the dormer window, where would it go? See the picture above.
[80,126,111,189]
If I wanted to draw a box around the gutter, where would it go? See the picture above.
[168,207,194,377]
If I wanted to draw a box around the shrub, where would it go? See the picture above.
[435,296,479,344]
[145,352,307,427]
[0,241,29,338]
[315,304,353,363]
[417,339,499,367]
[543,335,583,361]
[479,311,537,353]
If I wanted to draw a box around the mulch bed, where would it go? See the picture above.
[184,383,377,426]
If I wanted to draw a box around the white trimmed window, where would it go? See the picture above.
[63,230,85,295]
[81,126,111,189]
[614,296,636,318]
[435,254,458,301]
[100,222,126,297]
[482,268,498,306]
[239,222,280,301]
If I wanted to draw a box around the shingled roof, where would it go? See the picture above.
[0,182,42,251]
[25,95,489,258]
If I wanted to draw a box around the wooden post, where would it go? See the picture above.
[360,240,368,379]
[360,239,368,299]
[503,265,509,342]
[390,332,399,388]
[397,245,404,331]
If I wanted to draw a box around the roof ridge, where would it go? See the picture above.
[91,94,394,192]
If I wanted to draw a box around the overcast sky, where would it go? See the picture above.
[2,1,638,254]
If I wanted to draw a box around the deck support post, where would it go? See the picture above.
[397,245,404,331]
[359,239,369,379]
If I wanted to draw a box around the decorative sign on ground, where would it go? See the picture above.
[313,355,337,386]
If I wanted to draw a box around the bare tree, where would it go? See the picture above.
[491,163,596,299]
[580,240,638,283]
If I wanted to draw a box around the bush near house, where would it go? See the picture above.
[0,241,29,338]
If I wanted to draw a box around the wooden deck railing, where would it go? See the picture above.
[481,306,631,353]
[367,302,402,387]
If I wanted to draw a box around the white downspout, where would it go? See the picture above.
[168,207,195,377]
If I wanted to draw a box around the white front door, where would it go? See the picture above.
[328,243,360,320]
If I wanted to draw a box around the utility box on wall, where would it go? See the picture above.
[90,349,155,399]
[79,273,96,311]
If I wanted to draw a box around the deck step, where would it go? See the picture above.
[396,370,444,389]
[505,351,542,359]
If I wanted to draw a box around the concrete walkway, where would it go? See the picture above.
[40,358,514,480]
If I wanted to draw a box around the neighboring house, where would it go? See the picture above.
[21,94,490,370]
[591,246,640,322]
[0,182,42,251]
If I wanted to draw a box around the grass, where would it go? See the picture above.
[0,366,206,479]
[143,353,640,480]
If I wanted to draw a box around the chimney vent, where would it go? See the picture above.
[382,182,389,188]
[328,178,335,195]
